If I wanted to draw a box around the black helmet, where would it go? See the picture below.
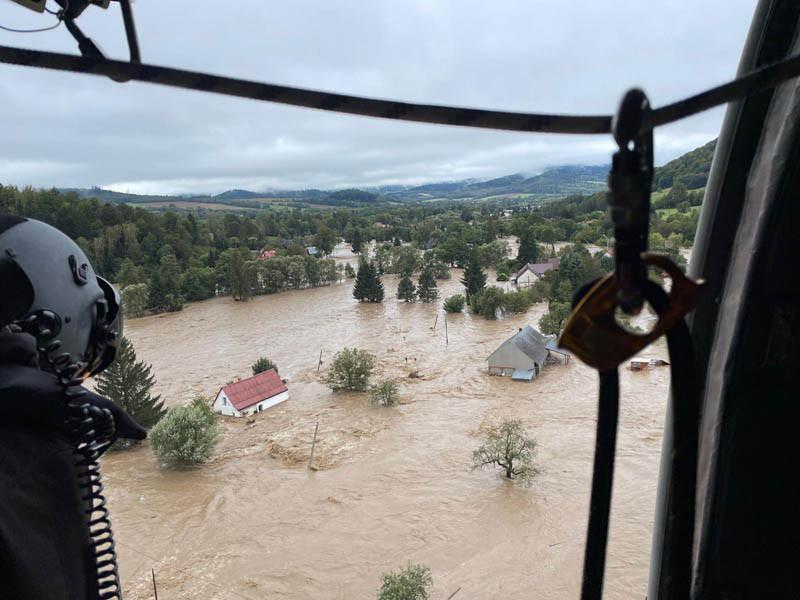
[0,214,122,380]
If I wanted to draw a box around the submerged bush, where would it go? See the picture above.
[369,379,400,406]
[150,398,219,468]
[252,356,278,375]
[377,563,433,600]
[326,347,377,392]
[443,294,465,313]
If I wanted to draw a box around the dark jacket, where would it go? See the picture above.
[0,332,144,600]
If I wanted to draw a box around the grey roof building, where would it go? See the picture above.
[487,325,551,381]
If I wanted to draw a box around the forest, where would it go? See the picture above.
[0,139,710,318]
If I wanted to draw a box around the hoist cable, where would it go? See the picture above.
[1,44,800,134]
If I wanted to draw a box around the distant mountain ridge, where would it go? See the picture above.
[56,139,715,209]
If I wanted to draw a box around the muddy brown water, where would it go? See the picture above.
[107,271,670,599]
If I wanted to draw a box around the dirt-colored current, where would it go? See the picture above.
[106,266,670,599]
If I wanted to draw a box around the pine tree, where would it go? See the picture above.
[95,336,166,449]
[369,261,385,302]
[416,266,439,303]
[353,257,370,301]
[516,227,541,267]
[397,275,416,302]
[353,258,384,302]
[461,250,487,299]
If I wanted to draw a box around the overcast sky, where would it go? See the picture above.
[0,1,755,195]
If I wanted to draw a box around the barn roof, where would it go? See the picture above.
[220,369,287,411]
[505,325,549,365]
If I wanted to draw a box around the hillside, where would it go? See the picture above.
[653,139,717,190]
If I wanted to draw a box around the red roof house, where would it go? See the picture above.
[212,368,289,417]
[259,249,277,260]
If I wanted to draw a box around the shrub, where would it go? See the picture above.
[325,347,377,392]
[149,398,219,468]
[443,294,465,313]
[377,563,432,600]
[496,272,509,282]
[469,286,506,319]
[252,357,278,375]
[369,380,399,406]
[504,289,533,314]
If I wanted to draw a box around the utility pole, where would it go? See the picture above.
[308,421,319,470]
[152,568,159,600]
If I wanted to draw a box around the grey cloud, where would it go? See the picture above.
[0,0,755,194]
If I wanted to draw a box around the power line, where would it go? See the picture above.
[1,44,800,135]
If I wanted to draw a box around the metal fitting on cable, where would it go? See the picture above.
[608,88,654,315]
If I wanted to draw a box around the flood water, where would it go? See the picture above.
[106,269,670,599]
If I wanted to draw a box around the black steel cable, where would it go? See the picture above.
[1,44,800,134]
[580,369,619,600]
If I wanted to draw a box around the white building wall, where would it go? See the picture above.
[516,270,539,287]
[213,389,289,418]
[212,390,240,417]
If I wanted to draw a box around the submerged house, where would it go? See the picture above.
[512,257,560,287]
[212,368,289,417]
[487,325,551,381]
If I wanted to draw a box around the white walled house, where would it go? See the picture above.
[212,368,289,417]
[512,257,561,287]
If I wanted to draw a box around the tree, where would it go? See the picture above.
[460,249,487,300]
[416,266,439,303]
[149,398,219,468]
[443,294,465,313]
[469,286,506,319]
[121,283,149,318]
[148,252,184,312]
[313,225,337,255]
[516,227,541,267]
[116,258,147,287]
[219,247,255,301]
[377,563,432,600]
[252,357,278,375]
[477,239,510,268]
[180,266,216,301]
[539,302,572,335]
[344,263,356,279]
[350,228,364,253]
[94,336,166,449]
[369,380,399,406]
[397,276,416,302]
[472,418,539,482]
[325,347,376,392]
[353,257,384,302]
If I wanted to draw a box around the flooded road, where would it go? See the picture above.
[107,271,670,599]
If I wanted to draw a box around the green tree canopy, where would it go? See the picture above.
[472,418,539,482]
[416,266,439,303]
[150,398,219,468]
[353,258,385,303]
[460,249,487,299]
[369,380,400,407]
[325,347,377,392]
[397,276,416,302]
[443,294,465,313]
[252,357,278,375]
[95,336,166,449]
[377,563,433,600]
